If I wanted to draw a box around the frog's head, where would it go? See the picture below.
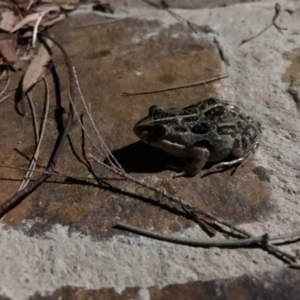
[134,105,170,145]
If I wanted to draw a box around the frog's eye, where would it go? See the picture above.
[149,105,159,114]
[149,105,164,119]
[153,125,166,138]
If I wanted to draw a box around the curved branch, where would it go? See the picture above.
[115,222,269,248]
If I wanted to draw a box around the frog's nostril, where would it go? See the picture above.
[134,125,150,137]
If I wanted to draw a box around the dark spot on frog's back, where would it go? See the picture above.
[236,121,244,129]
[205,106,228,119]
[182,116,199,123]
[239,113,247,120]
[233,138,241,149]
[191,122,210,134]
[179,107,198,115]
[244,124,258,143]
[241,137,248,149]
[201,97,220,109]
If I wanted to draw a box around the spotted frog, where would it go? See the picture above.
[134,98,262,177]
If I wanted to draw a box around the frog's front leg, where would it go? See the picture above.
[174,147,210,177]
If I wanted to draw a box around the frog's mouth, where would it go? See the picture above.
[134,125,167,145]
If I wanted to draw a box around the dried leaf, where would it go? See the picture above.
[60,3,78,11]
[0,32,16,41]
[0,10,19,32]
[41,13,65,27]
[22,38,53,94]
[19,48,34,61]
[0,39,23,70]
[26,0,35,10]
[13,0,37,10]
[34,4,60,13]
[11,12,45,32]
[19,31,34,38]
[41,0,79,4]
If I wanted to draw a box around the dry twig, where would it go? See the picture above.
[27,92,39,143]
[143,0,200,34]
[0,94,10,104]
[0,69,10,97]
[18,78,50,190]
[0,73,10,104]
[116,222,270,247]
[240,3,287,45]
[117,224,300,247]
[122,74,228,96]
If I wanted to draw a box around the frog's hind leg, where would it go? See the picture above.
[209,153,252,174]
[173,148,210,177]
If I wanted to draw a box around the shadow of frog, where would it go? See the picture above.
[106,141,183,174]
[106,141,237,176]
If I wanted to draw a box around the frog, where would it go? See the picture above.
[134,97,262,177]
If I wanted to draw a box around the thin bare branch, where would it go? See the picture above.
[72,67,124,171]
[270,229,300,244]
[122,74,228,96]
[73,16,132,29]
[68,70,106,159]
[87,104,124,171]
[27,93,39,144]
[0,69,10,98]
[0,164,126,182]
[115,222,269,247]
[143,0,200,34]
[0,94,10,104]
[240,3,287,45]
[115,223,300,265]
[117,222,300,247]
[165,7,199,34]
[18,78,50,190]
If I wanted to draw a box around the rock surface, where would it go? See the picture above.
[0,0,300,299]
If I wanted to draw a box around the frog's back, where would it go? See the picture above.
[134,98,261,162]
